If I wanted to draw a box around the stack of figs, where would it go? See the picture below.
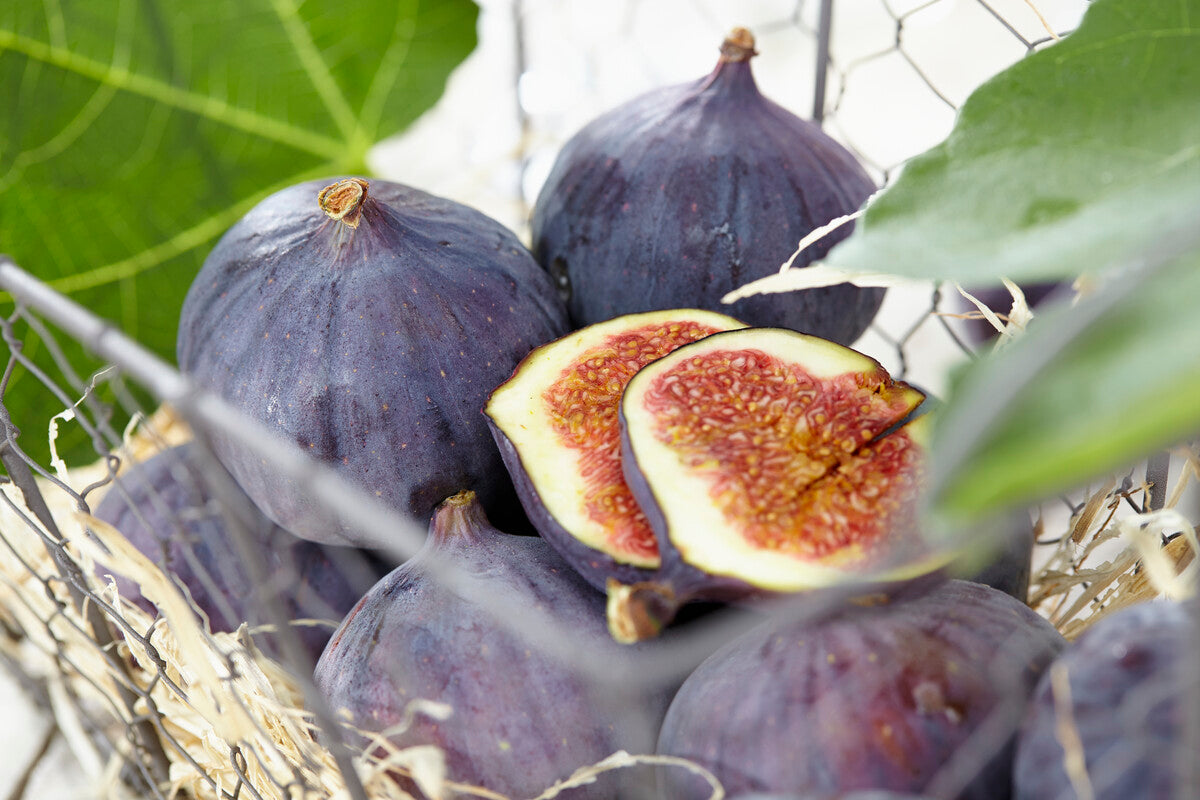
[92,25,1185,800]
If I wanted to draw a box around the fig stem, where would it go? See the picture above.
[606,578,678,644]
[719,27,758,63]
[318,178,370,228]
[431,490,492,544]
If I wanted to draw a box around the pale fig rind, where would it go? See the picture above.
[611,328,940,641]
[177,177,569,547]
[531,29,882,343]
[489,425,658,590]
[314,491,670,799]
[657,580,1066,799]
[485,308,747,591]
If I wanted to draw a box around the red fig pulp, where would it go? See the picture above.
[610,328,939,642]
[485,309,746,590]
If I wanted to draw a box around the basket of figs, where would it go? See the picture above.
[2,9,1197,800]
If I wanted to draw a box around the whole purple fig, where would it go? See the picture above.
[1014,599,1200,799]
[314,491,671,799]
[92,443,385,664]
[532,27,882,344]
[657,580,1065,799]
[177,177,569,547]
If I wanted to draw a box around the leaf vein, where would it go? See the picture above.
[360,0,420,140]
[268,0,368,150]
[0,29,345,159]
[48,164,344,294]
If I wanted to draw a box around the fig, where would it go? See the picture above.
[91,443,385,663]
[177,177,569,547]
[611,327,937,642]
[313,490,671,799]
[1013,599,1200,799]
[531,27,883,344]
[484,308,747,590]
[657,580,1066,800]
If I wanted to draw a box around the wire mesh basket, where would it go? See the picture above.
[2,1,1198,799]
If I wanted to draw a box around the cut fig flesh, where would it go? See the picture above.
[485,309,746,568]
[620,327,928,592]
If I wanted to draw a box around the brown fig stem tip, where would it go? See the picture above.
[719,27,758,63]
[318,178,370,228]
[606,578,678,644]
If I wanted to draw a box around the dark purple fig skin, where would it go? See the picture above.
[313,491,672,799]
[531,32,882,343]
[657,580,1065,800]
[177,177,568,547]
[1014,599,1200,800]
[959,511,1034,604]
[732,793,936,800]
[92,443,387,664]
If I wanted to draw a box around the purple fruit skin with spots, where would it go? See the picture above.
[1014,599,1200,800]
[732,793,935,800]
[177,178,568,547]
[531,40,882,344]
[92,443,386,664]
[657,580,1065,800]
[314,493,670,799]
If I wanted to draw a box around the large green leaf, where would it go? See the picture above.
[724,0,1200,304]
[826,0,1200,284]
[926,230,1200,530]
[0,0,477,463]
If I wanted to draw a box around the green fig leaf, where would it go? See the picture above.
[824,0,1200,285]
[926,230,1200,527]
[0,0,478,464]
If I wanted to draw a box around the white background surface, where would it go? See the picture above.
[1,1,1090,796]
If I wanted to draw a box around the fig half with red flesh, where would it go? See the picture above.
[612,327,938,642]
[485,309,747,590]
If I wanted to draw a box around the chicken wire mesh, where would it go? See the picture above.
[2,1,1199,798]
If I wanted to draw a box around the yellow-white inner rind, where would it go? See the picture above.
[621,329,934,591]
[485,309,746,566]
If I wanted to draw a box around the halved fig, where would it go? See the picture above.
[484,309,747,589]
[612,327,939,642]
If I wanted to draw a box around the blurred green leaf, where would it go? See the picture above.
[826,0,1200,285]
[0,0,477,464]
[927,230,1200,525]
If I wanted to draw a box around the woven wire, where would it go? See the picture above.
[3,1,1197,798]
